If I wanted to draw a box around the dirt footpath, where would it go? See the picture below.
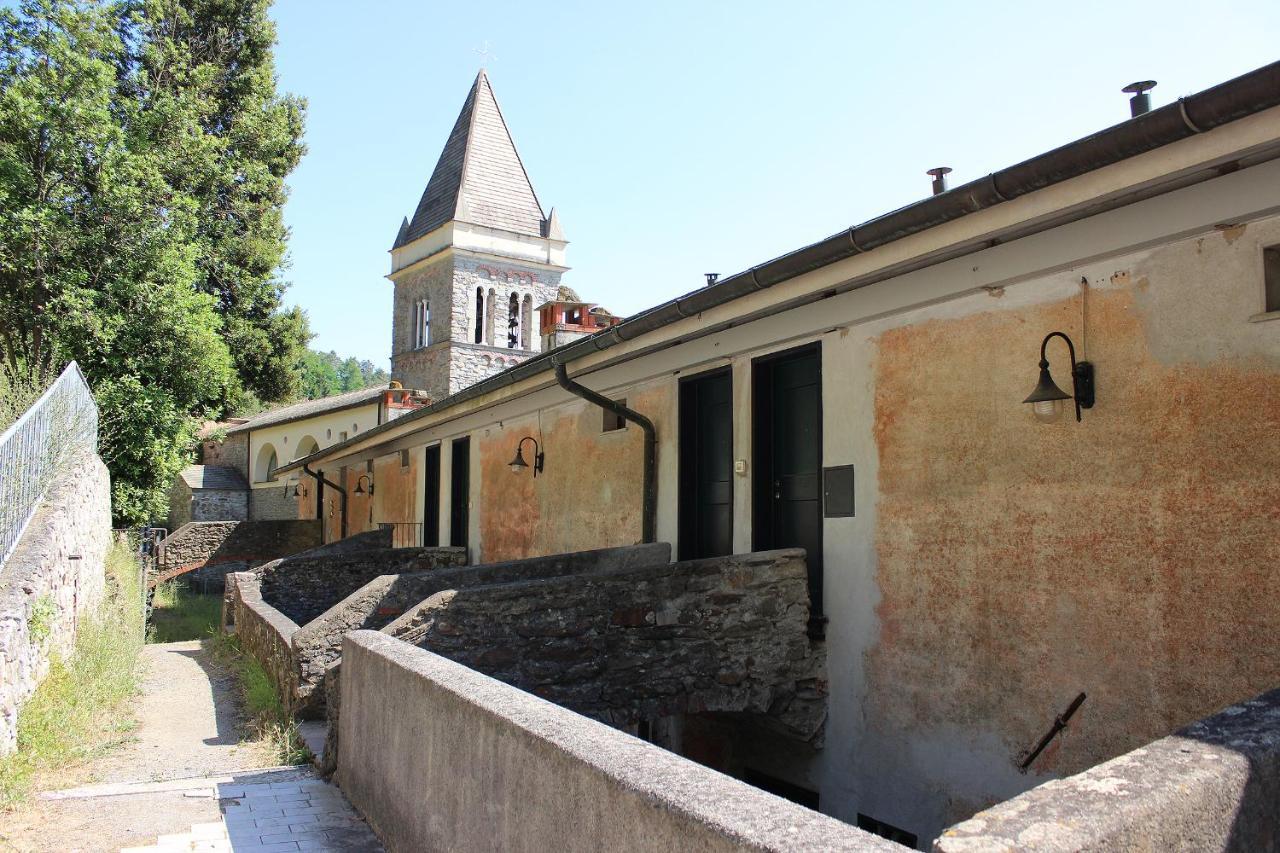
[0,640,274,852]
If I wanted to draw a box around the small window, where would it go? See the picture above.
[603,399,627,432]
[414,298,430,348]
[339,431,348,442]
[856,814,918,848]
[1264,245,1280,314]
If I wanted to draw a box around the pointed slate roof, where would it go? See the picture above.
[397,70,546,247]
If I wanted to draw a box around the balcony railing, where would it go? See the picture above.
[378,522,424,549]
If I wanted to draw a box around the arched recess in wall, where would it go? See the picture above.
[485,288,497,345]
[521,294,534,350]
[254,442,278,483]
[474,287,484,343]
[294,435,319,460]
[507,293,519,348]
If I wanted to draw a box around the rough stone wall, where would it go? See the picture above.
[225,571,300,712]
[935,687,1280,852]
[0,451,111,755]
[190,489,248,523]
[476,382,667,562]
[154,519,320,585]
[256,546,467,627]
[167,477,193,531]
[291,543,672,715]
[394,549,825,742]
[202,432,248,476]
[248,485,297,522]
[335,631,885,853]
[391,253,561,398]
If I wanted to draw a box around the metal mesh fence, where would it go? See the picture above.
[0,362,99,568]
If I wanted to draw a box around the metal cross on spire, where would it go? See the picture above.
[473,41,498,68]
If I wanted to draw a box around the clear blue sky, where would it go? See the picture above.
[271,0,1279,365]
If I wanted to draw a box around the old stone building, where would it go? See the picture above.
[388,69,607,401]
[277,62,1280,847]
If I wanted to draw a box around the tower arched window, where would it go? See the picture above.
[474,287,484,344]
[414,298,430,348]
[507,293,520,348]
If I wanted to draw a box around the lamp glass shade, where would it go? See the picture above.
[508,446,528,473]
[1032,398,1065,423]
[353,481,364,495]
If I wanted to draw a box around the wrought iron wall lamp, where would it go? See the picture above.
[508,436,544,477]
[1022,332,1095,423]
[354,474,374,495]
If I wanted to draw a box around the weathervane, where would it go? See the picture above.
[473,41,498,67]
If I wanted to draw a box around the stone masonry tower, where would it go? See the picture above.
[389,69,566,402]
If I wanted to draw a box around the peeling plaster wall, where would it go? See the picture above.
[474,382,673,563]
[851,218,1280,841]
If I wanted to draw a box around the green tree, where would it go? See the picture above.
[0,0,305,523]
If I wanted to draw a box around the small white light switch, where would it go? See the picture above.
[734,459,748,475]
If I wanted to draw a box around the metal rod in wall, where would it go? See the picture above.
[303,463,347,541]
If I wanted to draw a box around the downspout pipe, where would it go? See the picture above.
[303,463,347,541]
[553,362,657,544]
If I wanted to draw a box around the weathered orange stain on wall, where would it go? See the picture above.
[477,386,668,562]
[372,453,418,526]
[868,272,1279,794]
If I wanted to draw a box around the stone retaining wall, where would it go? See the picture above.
[224,571,301,709]
[256,546,467,627]
[291,543,671,715]
[336,630,895,853]
[389,548,825,742]
[154,519,320,587]
[934,687,1280,852]
[0,451,111,755]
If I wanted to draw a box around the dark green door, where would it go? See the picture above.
[679,368,733,560]
[423,444,441,547]
[449,437,470,549]
[753,344,824,636]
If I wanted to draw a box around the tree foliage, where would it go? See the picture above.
[0,0,307,523]
[296,349,389,400]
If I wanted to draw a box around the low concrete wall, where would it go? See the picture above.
[935,687,1280,853]
[337,631,896,852]
[154,519,321,587]
[224,571,301,710]
[257,546,467,627]
[0,451,111,755]
[292,543,672,715]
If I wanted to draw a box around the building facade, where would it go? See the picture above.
[281,65,1280,846]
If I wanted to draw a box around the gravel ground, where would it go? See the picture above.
[0,640,275,852]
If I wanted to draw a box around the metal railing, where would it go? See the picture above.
[0,362,99,568]
[378,522,424,549]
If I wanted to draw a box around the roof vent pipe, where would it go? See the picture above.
[705,273,720,286]
[927,167,952,196]
[1123,80,1157,117]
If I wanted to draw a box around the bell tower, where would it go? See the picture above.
[388,69,566,402]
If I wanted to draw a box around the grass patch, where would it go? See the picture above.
[0,540,145,808]
[147,580,222,643]
[208,632,309,766]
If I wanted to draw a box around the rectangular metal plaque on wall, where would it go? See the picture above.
[823,465,855,517]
